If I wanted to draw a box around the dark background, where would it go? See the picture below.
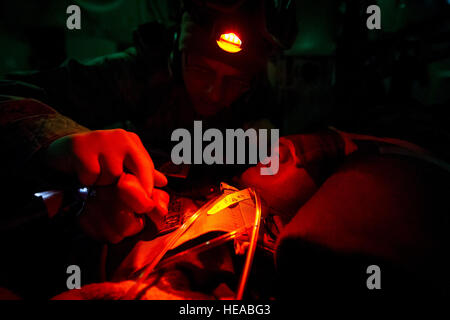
[1,0,449,140]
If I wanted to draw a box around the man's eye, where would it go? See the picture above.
[187,66,214,76]
[228,78,251,91]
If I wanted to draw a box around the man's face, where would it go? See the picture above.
[182,53,253,117]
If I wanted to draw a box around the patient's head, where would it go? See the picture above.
[238,137,318,223]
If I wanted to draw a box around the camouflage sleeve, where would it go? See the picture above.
[0,96,89,171]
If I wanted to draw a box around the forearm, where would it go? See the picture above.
[0,96,89,182]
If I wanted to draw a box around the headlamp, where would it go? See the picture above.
[216,32,242,53]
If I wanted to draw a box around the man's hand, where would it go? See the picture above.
[46,129,165,186]
[79,173,169,243]
[44,129,169,242]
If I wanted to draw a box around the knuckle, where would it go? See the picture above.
[112,128,127,136]
[89,130,103,140]
[127,131,138,139]
[131,131,145,143]
[127,131,142,144]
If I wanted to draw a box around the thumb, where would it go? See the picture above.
[116,173,155,214]
[154,170,168,188]
[151,189,170,216]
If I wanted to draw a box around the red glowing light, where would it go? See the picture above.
[216,32,242,53]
